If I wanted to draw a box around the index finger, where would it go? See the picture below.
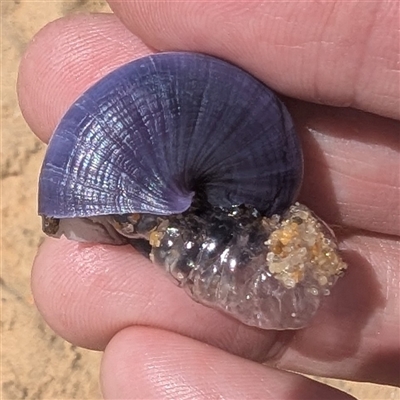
[108,0,400,120]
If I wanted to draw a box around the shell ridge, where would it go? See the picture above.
[161,55,194,197]
[176,56,240,180]
[39,101,96,216]
[182,58,211,190]
[61,84,171,215]
[72,98,147,215]
[194,116,281,211]
[123,68,171,205]
[151,55,197,208]
[90,63,191,215]
[168,54,201,192]
[184,65,277,202]
[191,60,246,168]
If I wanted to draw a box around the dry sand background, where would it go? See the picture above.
[1,1,399,399]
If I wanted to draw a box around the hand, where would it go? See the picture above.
[18,2,399,399]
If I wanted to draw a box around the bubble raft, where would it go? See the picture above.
[109,202,347,330]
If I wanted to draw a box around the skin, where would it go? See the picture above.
[17,2,399,399]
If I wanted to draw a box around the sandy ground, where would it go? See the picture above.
[1,1,399,399]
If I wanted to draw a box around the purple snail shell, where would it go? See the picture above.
[38,52,346,330]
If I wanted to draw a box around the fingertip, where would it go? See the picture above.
[17,16,62,142]
[31,236,142,350]
[17,13,152,143]
[101,326,356,400]
[31,237,269,358]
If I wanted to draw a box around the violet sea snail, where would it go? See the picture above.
[39,52,347,330]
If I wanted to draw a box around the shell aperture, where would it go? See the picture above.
[38,52,346,330]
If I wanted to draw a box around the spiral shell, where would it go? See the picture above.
[38,52,346,330]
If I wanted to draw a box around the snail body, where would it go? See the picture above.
[39,52,346,330]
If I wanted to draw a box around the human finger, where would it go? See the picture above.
[100,326,356,400]
[17,13,154,141]
[32,233,400,386]
[108,0,400,119]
